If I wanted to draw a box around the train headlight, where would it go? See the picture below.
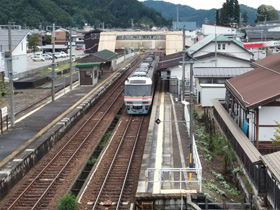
[142,101,148,104]
[127,101,132,104]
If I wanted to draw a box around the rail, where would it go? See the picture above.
[6,73,125,210]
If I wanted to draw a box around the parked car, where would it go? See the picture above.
[42,53,52,60]
[32,55,45,61]
[59,51,69,58]
[54,52,62,59]
[75,46,84,50]
[31,52,43,59]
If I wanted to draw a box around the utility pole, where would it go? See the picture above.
[69,27,73,90]
[181,25,186,102]
[51,23,55,101]
[189,61,194,169]
[7,22,15,127]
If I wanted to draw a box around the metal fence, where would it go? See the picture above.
[212,100,266,195]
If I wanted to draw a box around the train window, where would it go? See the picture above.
[125,85,151,96]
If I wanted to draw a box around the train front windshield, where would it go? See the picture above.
[125,85,151,97]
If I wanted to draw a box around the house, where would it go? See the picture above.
[51,28,69,45]
[0,28,29,78]
[224,52,280,154]
[212,52,280,210]
[194,67,253,106]
[157,34,253,104]
[78,49,118,72]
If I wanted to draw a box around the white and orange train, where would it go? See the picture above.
[124,54,159,114]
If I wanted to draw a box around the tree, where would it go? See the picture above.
[215,9,220,25]
[255,5,279,23]
[42,34,51,45]
[271,121,280,145]
[218,0,240,26]
[56,193,78,210]
[241,10,248,26]
[28,34,40,54]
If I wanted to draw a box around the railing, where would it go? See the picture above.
[183,101,202,192]
[212,99,266,195]
[145,168,202,193]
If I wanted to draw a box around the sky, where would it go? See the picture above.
[139,0,280,11]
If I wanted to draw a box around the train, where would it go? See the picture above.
[124,54,159,114]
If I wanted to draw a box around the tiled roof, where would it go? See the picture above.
[225,53,280,109]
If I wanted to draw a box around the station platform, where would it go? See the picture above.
[0,73,112,167]
[137,81,200,195]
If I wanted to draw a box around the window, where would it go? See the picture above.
[222,44,226,50]
[218,44,221,50]
[94,70,97,78]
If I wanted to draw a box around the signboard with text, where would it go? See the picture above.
[1,107,8,118]
[0,53,5,72]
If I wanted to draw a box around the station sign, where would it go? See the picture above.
[1,107,8,118]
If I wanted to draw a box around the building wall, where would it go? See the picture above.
[4,37,27,77]
[194,42,252,61]
[202,24,237,35]
[258,106,280,141]
[200,85,226,107]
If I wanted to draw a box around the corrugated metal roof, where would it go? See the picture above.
[93,49,118,61]
[194,67,253,78]
[225,53,280,109]
[261,151,280,183]
[0,29,29,52]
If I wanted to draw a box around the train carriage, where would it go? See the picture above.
[124,54,159,114]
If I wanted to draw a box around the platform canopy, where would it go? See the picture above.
[75,62,101,68]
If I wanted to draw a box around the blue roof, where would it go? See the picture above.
[172,22,196,31]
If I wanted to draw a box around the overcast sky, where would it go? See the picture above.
[139,0,280,11]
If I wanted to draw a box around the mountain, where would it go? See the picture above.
[0,0,171,29]
[142,1,279,26]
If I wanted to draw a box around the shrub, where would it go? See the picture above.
[56,193,78,210]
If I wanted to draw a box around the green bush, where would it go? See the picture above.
[56,193,78,210]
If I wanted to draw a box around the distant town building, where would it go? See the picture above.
[245,20,280,42]
[172,22,196,31]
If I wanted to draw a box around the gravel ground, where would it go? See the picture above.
[0,89,51,114]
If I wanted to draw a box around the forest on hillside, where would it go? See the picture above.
[0,0,172,29]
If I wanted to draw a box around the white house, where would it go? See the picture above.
[158,34,253,105]
[0,29,29,78]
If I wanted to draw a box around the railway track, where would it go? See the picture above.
[1,56,144,210]
[78,114,150,210]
